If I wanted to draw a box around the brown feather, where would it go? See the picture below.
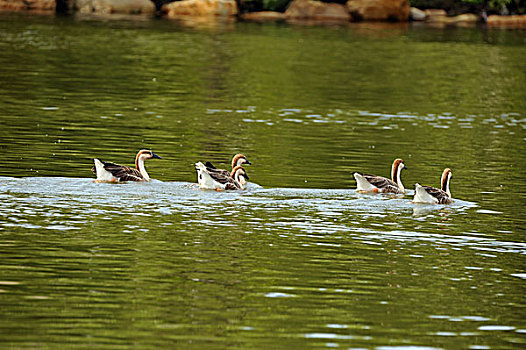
[231,154,247,168]
[391,158,404,182]
[205,164,231,178]
[421,185,451,204]
[362,174,402,194]
[441,168,452,192]
[207,168,243,190]
[205,154,249,178]
[102,161,144,181]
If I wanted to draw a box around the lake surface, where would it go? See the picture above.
[0,12,525,349]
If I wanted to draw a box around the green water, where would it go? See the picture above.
[0,12,525,349]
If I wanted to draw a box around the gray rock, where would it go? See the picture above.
[74,0,155,15]
[410,7,425,21]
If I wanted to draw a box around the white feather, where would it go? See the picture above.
[195,162,225,190]
[413,183,438,204]
[354,173,378,192]
[93,159,117,182]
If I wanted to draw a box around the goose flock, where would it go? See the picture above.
[92,151,453,204]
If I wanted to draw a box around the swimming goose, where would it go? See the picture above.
[92,149,162,182]
[353,158,407,194]
[203,154,251,177]
[195,163,249,190]
[413,168,452,204]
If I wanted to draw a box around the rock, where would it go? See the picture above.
[448,13,478,23]
[409,7,425,21]
[285,0,350,22]
[487,15,526,27]
[241,11,286,22]
[0,0,55,11]
[163,0,238,17]
[347,0,410,22]
[424,9,446,17]
[423,12,479,26]
[424,8,446,22]
[0,0,29,11]
[75,0,155,15]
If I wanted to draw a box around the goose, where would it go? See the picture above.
[353,158,407,194]
[203,154,251,177]
[413,168,452,204]
[92,149,162,182]
[195,163,249,190]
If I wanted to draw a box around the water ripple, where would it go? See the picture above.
[3,176,524,259]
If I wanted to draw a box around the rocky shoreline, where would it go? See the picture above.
[1,0,525,28]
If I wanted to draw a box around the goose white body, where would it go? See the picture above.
[92,150,162,182]
[203,154,251,178]
[196,162,225,190]
[353,158,407,194]
[354,173,380,192]
[195,162,247,191]
[414,184,440,204]
[93,158,117,182]
[412,168,453,205]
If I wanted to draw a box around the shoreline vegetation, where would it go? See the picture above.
[0,0,525,28]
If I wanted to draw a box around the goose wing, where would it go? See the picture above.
[205,161,217,169]
[207,170,241,190]
[207,169,233,184]
[421,186,451,204]
[224,181,241,190]
[362,174,400,193]
[205,161,231,177]
[102,161,143,181]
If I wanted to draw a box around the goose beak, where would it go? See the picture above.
[152,153,162,159]
[244,173,250,180]
[245,160,252,165]
[403,165,408,170]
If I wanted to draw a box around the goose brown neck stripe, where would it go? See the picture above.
[135,150,150,169]
[230,165,244,178]
[231,154,245,168]
[391,158,403,183]
[441,168,452,191]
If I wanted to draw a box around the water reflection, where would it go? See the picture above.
[1,173,524,349]
[412,203,454,217]
[1,12,525,350]
[5,176,521,257]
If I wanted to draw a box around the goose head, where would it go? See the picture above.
[136,149,162,161]
[135,150,162,181]
[441,168,452,197]
[391,158,407,190]
[231,165,249,186]
[392,158,407,176]
[231,154,251,168]
[135,150,162,166]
